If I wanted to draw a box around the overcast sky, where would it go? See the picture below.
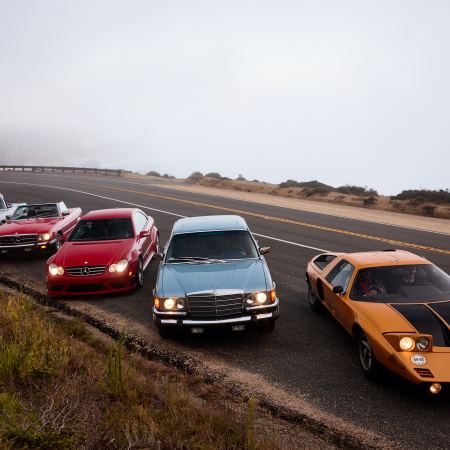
[0,1,449,194]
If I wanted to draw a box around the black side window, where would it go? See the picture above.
[326,260,355,291]
[313,254,337,270]
[134,212,148,234]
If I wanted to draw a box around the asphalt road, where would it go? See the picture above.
[1,172,449,449]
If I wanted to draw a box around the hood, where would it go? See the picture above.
[0,218,62,235]
[53,240,132,267]
[390,301,450,347]
[158,259,269,297]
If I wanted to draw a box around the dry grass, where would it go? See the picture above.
[0,291,276,450]
[184,176,450,219]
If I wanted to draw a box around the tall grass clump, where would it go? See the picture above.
[0,290,273,449]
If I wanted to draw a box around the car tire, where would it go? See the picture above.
[53,234,62,253]
[357,332,382,381]
[136,258,144,289]
[259,318,276,332]
[308,285,322,313]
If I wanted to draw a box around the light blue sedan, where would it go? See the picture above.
[153,215,279,336]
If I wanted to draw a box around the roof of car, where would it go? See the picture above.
[343,250,429,267]
[81,208,136,220]
[172,215,248,234]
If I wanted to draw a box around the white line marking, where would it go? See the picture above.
[0,180,327,253]
[252,233,328,253]
[10,172,450,236]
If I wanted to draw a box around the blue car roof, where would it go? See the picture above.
[172,215,249,234]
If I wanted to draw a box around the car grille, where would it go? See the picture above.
[67,284,105,292]
[414,368,434,378]
[187,293,244,319]
[66,266,106,276]
[0,234,36,246]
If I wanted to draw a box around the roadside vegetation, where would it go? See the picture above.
[0,290,276,450]
[180,172,450,219]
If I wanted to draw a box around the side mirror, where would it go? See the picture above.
[6,203,12,208]
[5,215,11,221]
[259,246,271,255]
[139,230,150,239]
[333,285,344,295]
[59,234,67,244]
[154,252,164,261]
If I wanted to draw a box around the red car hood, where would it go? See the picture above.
[54,240,133,267]
[0,218,62,235]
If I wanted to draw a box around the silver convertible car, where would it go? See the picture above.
[152,215,279,336]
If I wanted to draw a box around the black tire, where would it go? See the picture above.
[259,318,276,332]
[357,332,382,381]
[135,258,144,289]
[308,285,322,313]
[52,234,62,253]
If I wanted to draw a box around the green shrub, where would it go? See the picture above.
[335,185,378,196]
[392,189,450,204]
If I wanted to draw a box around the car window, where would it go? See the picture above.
[326,260,355,291]
[166,230,259,261]
[69,218,134,241]
[313,254,337,270]
[12,204,59,220]
[0,197,6,210]
[134,211,148,234]
[350,264,450,303]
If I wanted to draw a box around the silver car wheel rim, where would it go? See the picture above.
[138,262,144,285]
[359,335,372,371]
[156,235,160,253]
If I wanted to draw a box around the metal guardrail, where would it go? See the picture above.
[0,165,124,176]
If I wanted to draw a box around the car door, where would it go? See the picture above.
[134,211,152,261]
[323,260,356,331]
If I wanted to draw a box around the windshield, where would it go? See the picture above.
[0,197,6,210]
[350,264,450,303]
[12,204,59,220]
[166,230,259,262]
[69,218,134,241]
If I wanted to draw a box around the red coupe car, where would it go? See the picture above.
[46,208,159,296]
[0,202,82,254]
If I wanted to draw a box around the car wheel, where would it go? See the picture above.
[357,332,381,380]
[155,233,160,254]
[308,285,322,313]
[53,234,62,252]
[136,258,144,289]
[259,318,276,332]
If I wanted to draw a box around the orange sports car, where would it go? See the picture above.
[305,249,450,394]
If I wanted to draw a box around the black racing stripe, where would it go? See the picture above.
[391,304,450,347]
[428,301,450,328]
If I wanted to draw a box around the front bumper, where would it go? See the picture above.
[0,239,56,252]
[47,271,136,296]
[388,349,450,385]
[153,298,279,328]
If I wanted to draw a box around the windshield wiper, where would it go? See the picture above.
[167,256,229,264]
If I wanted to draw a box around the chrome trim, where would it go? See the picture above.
[183,316,251,325]
[187,289,244,296]
[152,307,187,316]
[245,298,279,310]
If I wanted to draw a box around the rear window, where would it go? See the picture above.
[70,218,134,241]
[313,254,337,270]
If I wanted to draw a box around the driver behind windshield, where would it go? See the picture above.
[353,269,386,297]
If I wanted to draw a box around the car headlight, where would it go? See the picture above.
[109,260,129,273]
[399,337,415,351]
[416,337,430,351]
[245,289,276,306]
[49,263,64,276]
[154,297,185,311]
[37,233,52,242]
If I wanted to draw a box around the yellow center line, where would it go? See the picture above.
[77,181,450,255]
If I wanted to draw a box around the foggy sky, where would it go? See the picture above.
[0,1,449,194]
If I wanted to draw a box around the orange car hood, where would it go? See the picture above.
[354,300,450,347]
